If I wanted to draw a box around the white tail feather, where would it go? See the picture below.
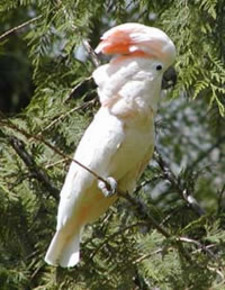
[45,229,81,268]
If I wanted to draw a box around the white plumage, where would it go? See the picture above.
[45,23,176,267]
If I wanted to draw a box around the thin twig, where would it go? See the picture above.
[90,222,147,260]
[44,158,68,169]
[0,112,107,186]
[118,189,193,262]
[82,40,100,67]
[155,149,205,216]
[177,237,217,260]
[133,248,163,264]
[118,191,171,238]
[217,183,225,214]
[134,237,218,265]
[207,267,225,286]
[35,99,93,136]
[61,4,100,67]
[134,175,163,194]
[64,76,93,102]
[0,15,42,42]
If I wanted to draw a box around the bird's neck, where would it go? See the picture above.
[93,57,162,120]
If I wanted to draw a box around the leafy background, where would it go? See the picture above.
[0,0,225,289]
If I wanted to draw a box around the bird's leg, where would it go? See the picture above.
[98,177,117,197]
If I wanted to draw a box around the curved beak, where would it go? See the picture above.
[161,66,177,90]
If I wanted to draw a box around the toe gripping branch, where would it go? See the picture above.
[98,177,118,197]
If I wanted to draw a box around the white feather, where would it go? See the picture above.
[45,228,81,267]
[45,23,176,268]
[45,57,160,267]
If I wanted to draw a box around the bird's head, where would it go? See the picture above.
[95,23,176,72]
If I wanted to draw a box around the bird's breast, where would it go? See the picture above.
[108,113,155,180]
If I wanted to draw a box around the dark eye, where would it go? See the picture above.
[156,64,162,71]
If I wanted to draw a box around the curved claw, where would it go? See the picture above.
[98,177,117,197]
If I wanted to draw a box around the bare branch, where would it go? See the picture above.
[155,149,205,216]
[177,236,217,260]
[90,222,147,260]
[61,4,100,67]
[0,112,108,185]
[133,248,163,264]
[44,158,68,169]
[207,266,225,284]
[82,40,100,67]
[0,15,42,42]
[118,194,192,261]
[118,191,170,238]
[64,76,93,102]
[217,183,225,214]
[36,98,94,136]
[8,135,59,200]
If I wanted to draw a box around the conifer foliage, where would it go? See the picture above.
[0,1,225,289]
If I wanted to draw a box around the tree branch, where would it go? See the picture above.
[0,113,194,262]
[0,15,42,42]
[155,149,205,216]
[82,39,100,67]
[118,191,170,238]
[8,135,59,200]
[177,236,216,260]
[0,112,108,186]
[133,248,163,264]
[89,222,147,260]
[64,76,93,103]
[61,4,100,67]
[36,98,94,136]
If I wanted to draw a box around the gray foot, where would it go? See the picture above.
[98,177,117,197]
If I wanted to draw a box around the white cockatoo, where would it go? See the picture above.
[45,23,176,267]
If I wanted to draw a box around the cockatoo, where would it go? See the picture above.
[45,23,176,267]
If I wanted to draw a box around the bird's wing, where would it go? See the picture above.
[57,107,125,230]
[45,109,125,267]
